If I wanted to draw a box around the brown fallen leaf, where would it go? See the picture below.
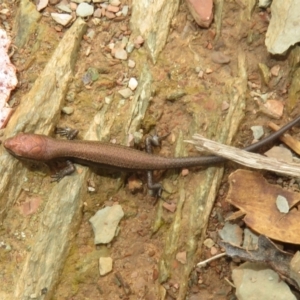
[226,169,300,244]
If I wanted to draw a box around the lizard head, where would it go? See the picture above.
[3,133,48,161]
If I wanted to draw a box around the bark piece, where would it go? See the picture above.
[130,0,180,63]
[0,19,87,300]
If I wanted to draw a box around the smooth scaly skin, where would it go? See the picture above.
[3,115,300,171]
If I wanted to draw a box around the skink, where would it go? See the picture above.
[3,115,300,188]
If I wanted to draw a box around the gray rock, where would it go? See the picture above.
[89,205,124,244]
[76,2,94,17]
[218,222,243,246]
[250,125,264,140]
[232,262,296,300]
[264,146,293,163]
[265,0,300,54]
[56,2,72,13]
[51,13,72,26]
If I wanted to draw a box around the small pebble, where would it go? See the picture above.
[86,29,95,39]
[134,35,144,48]
[69,2,77,10]
[51,13,72,26]
[92,18,101,25]
[128,77,138,90]
[264,100,283,117]
[210,246,218,255]
[107,4,119,12]
[128,176,143,192]
[128,59,135,68]
[163,202,176,213]
[114,48,128,60]
[76,2,94,17]
[110,0,120,6]
[54,25,62,32]
[105,11,115,19]
[211,51,231,64]
[56,2,72,13]
[222,101,229,111]
[270,65,280,77]
[118,88,133,98]
[94,8,101,17]
[205,68,213,74]
[121,36,129,47]
[126,41,135,53]
[176,251,187,264]
[37,0,48,11]
[203,238,214,248]
[121,5,129,16]
[88,186,96,192]
[198,70,204,78]
[62,106,74,115]
[258,0,272,8]
[181,169,189,176]
[105,96,112,104]
[99,257,113,276]
[49,0,60,5]
[251,125,264,140]
[108,42,115,50]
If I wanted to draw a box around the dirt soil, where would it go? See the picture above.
[1,1,300,300]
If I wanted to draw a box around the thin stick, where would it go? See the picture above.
[197,252,227,267]
[186,135,300,178]
[268,121,300,155]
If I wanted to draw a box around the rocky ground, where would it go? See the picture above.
[1,0,300,299]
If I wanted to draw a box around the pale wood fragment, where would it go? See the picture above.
[186,134,300,178]
[268,121,300,155]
